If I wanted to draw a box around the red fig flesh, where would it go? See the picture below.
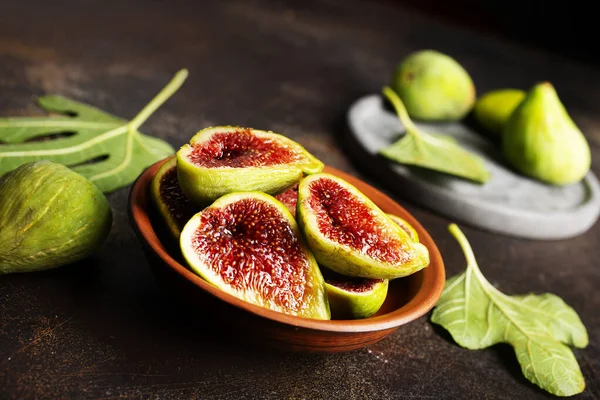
[176,126,323,205]
[151,156,198,238]
[297,173,430,279]
[180,191,330,319]
[274,183,299,218]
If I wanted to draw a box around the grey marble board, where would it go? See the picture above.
[345,94,600,240]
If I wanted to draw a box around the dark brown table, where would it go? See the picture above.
[1,1,598,399]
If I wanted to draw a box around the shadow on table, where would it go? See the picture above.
[0,247,299,364]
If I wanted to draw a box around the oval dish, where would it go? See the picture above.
[129,158,445,353]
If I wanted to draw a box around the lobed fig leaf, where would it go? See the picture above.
[0,69,188,193]
[379,87,491,184]
[432,224,588,396]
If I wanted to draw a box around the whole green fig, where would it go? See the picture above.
[0,161,112,274]
[473,89,525,135]
[502,82,591,186]
[391,50,475,121]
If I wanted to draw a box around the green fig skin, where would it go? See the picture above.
[0,161,112,274]
[502,82,591,186]
[392,50,475,121]
[325,277,388,320]
[297,173,430,280]
[176,126,324,206]
[387,214,419,243]
[473,89,526,135]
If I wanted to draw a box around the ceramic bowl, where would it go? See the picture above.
[128,158,445,353]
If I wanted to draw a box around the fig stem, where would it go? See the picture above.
[129,68,189,132]
[382,86,420,137]
[448,223,480,273]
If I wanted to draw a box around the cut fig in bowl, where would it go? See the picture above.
[274,183,299,218]
[176,126,324,205]
[180,191,330,320]
[387,214,419,242]
[150,155,198,239]
[129,159,445,353]
[322,267,389,320]
[297,173,430,280]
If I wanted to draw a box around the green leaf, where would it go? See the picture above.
[431,224,588,397]
[378,87,491,184]
[0,69,189,193]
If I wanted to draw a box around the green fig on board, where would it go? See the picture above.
[0,161,112,274]
[473,89,526,135]
[502,82,591,186]
[391,50,475,121]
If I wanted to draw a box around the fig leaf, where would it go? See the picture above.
[378,86,491,184]
[431,224,588,397]
[0,69,188,193]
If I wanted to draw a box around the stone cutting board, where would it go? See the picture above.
[344,94,600,240]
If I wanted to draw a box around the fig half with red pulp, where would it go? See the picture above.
[322,268,388,319]
[180,191,330,320]
[151,155,198,238]
[274,183,299,218]
[176,126,324,205]
[297,173,430,279]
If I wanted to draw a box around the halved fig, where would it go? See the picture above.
[180,191,330,320]
[322,268,388,319]
[274,183,299,218]
[150,155,198,238]
[387,214,420,242]
[176,126,324,205]
[297,173,430,279]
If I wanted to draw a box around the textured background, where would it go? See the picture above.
[0,0,599,399]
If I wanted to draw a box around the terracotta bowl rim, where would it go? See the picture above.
[128,158,446,333]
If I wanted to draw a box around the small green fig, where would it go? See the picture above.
[502,82,591,186]
[0,161,112,274]
[473,89,526,135]
[391,50,475,121]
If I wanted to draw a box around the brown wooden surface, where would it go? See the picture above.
[1,0,599,399]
